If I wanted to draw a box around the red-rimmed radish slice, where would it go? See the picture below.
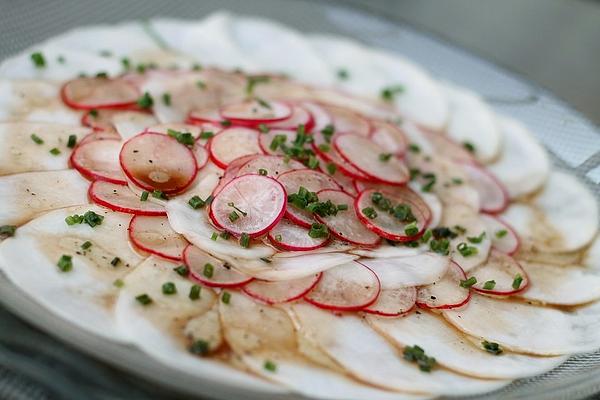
[192,143,209,169]
[61,77,139,110]
[183,244,253,288]
[471,250,529,296]
[266,104,314,131]
[242,273,322,304]
[315,189,381,246]
[220,99,292,125]
[481,214,520,255]
[212,154,259,195]
[304,261,380,311]
[236,154,304,178]
[267,219,329,251]
[462,163,508,213]
[187,107,222,125]
[315,154,357,196]
[312,130,370,180]
[258,129,297,155]
[321,104,370,136]
[128,215,188,261]
[81,109,119,131]
[278,169,342,227]
[335,134,409,185]
[416,261,471,310]
[355,188,430,242]
[208,127,262,169]
[422,130,476,164]
[208,174,286,237]
[78,130,122,145]
[88,180,166,216]
[370,120,408,156]
[363,287,417,317]
[301,102,331,133]
[70,139,127,184]
[119,132,198,194]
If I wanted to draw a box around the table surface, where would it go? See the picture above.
[0,1,599,399]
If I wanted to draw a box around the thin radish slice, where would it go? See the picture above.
[304,261,380,311]
[359,253,450,288]
[315,189,381,246]
[315,154,358,196]
[423,130,476,164]
[321,104,370,136]
[119,132,198,194]
[78,130,121,145]
[208,127,263,169]
[462,163,508,213]
[128,215,188,261]
[89,180,166,216]
[267,219,329,251]
[355,188,430,242]
[370,120,408,156]
[258,129,297,155]
[278,169,342,227]
[416,261,471,310]
[301,102,331,133]
[242,273,322,305]
[363,287,416,317]
[61,77,139,110]
[481,214,520,255]
[209,174,286,237]
[183,244,253,288]
[220,99,292,125]
[236,154,304,178]
[312,131,370,180]
[213,154,259,194]
[192,142,209,169]
[187,107,222,125]
[335,134,409,185]
[70,139,127,184]
[471,250,529,296]
[81,109,121,131]
[266,104,314,131]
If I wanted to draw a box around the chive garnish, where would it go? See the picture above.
[162,92,171,106]
[210,232,218,241]
[239,233,250,248]
[483,280,496,290]
[264,360,277,372]
[0,225,17,237]
[140,191,149,201]
[459,276,477,288]
[258,168,268,176]
[199,131,214,140]
[196,80,206,89]
[429,238,450,255]
[121,57,131,70]
[318,143,331,153]
[221,291,231,304]
[336,68,349,80]
[307,155,319,169]
[203,263,214,278]
[152,190,167,200]
[467,232,486,244]
[495,229,508,238]
[162,282,177,295]
[380,85,405,102]
[113,279,124,288]
[482,341,503,355]
[174,265,189,277]
[67,134,77,148]
[30,52,46,68]
[81,241,92,250]
[228,211,240,222]
[408,143,420,153]
[457,242,478,257]
[308,223,329,239]
[49,148,61,156]
[57,255,73,272]
[167,129,195,146]
[189,339,209,356]
[189,284,201,300]
[245,75,270,96]
[31,134,44,145]
[404,221,419,237]
[188,195,205,209]
[228,202,247,217]
[362,207,378,219]
[110,257,121,267]
[403,345,436,372]
[135,293,153,305]
[326,162,337,175]
[512,274,523,289]
[258,123,270,134]
[463,142,476,153]
[275,234,283,242]
[136,92,154,109]
[379,153,392,162]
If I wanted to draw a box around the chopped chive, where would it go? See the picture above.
[245,75,270,96]
[463,141,476,153]
[57,255,73,272]
[189,284,201,300]
[210,232,218,241]
[110,257,121,267]
[89,109,99,118]
[512,274,523,289]
[336,68,349,80]
[429,238,450,255]
[483,280,496,290]
[326,162,337,175]
[318,143,331,153]
[227,202,247,217]
[83,211,104,227]
[220,120,232,127]
[162,92,171,106]
[99,50,112,57]
[337,204,348,211]
[188,195,205,209]
[121,57,131,70]
[220,231,230,240]
[192,63,203,71]
[403,345,436,372]
[196,80,206,89]
[495,229,508,238]
[167,129,195,146]
[260,257,272,263]
[421,173,436,192]
[57,55,66,64]
[221,291,231,304]
[308,223,329,239]
[113,279,124,288]
[0,225,17,237]
[457,242,478,257]
[482,341,503,355]
[228,211,240,222]
[136,92,154,109]
[307,155,319,169]
[95,71,109,78]
[320,124,335,142]
[420,229,432,243]
[65,214,83,225]
[459,276,477,288]
[408,143,421,153]
[379,153,392,162]
[152,190,167,200]
[467,232,486,244]
[203,263,214,278]
[135,293,153,305]
[239,233,250,248]
[81,240,92,250]
[380,85,405,102]
[30,133,44,145]
[189,339,209,356]
[49,148,61,156]
[140,191,149,201]
[451,177,463,185]
[162,282,177,295]
[264,360,277,372]
[30,52,46,68]
[275,234,283,242]
[258,123,270,134]
[255,97,271,109]
[362,207,378,219]
[174,265,189,276]
[404,221,419,236]
[67,134,77,148]
[258,168,268,176]
[199,131,214,140]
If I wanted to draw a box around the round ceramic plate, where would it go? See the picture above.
[0,1,599,399]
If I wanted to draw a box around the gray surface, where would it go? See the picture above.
[0,1,599,399]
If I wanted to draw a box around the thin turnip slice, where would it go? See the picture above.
[235,154,304,178]
[311,129,369,180]
[183,244,252,288]
[268,219,329,251]
[89,180,166,216]
[416,261,470,310]
[481,214,520,255]
[462,163,508,213]
[243,273,322,305]
[362,287,416,317]
[470,250,529,296]
[304,261,380,311]
[128,215,188,261]
[220,99,292,125]
[70,138,127,184]
[208,127,263,168]
[359,253,449,288]
[61,77,139,110]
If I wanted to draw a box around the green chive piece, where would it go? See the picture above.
[81,240,92,250]
[404,221,419,237]
[110,257,121,267]
[380,85,405,102]
[152,190,167,200]
[245,75,270,96]
[258,124,270,134]
[420,229,432,243]
[210,232,218,241]
[255,97,271,109]
[136,92,154,109]
[30,52,46,68]
[140,191,149,201]
[457,242,478,257]
[467,232,486,244]
[196,80,206,89]
[174,265,189,277]
[239,233,250,248]
[121,57,131,70]
[220,120,232,127]
[362,207,378,219]
[264,360,277,372]
[260,257,272,263]
[275,234,283,242]
[228,211,240,222]
[326,162,337,175]
[321,124,335,142]
[57,255,73,272]
[307,155,319,169]
[99,50,112,57]
[451,177,463,185]
[113,279,124,288]
[162,282,177,295]
[429,238,450,255]
[95,71,109,78]
[408,143,421,153]
[189,339,209,356]
[89,109,99,118]
[189,284,201,300]
[483,280,496,290]
[203,263,214,278]
[65,214,83,226]
[336,68,349,80]
[221,291,231,304]
[403,345,436,372]
[495,229,508,238]
[167,129,195,146]
[135,293,153,305]
[192,63,203,71]
[67,134,77,148]
[258,168,268,176]
[318,143,331,153]
[188,195,206,209]
[482,341,503,355]
[162,92,171,106]
[30,133,44,145]
[199,131,214,140]
[421,173,436,192]
[459,276,477,288]
[463,141,476,153]
[49,148,61,156]
[512,274,524,289]
[379,153,392,162]
[83,211,104,227]
[308,223,329,239]
[337,204,348,211]
[57,55,66,64]
[0,225,17,237]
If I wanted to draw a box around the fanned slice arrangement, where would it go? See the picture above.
[0,12,598,400]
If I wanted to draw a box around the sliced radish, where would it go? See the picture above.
[183,244,253,288]
[311,130,369,180]
[370,120,407,156]
[301,102,331,133]
[462,163,508,213]
[355,188,430,242]
[242,273,322,304]
[220,99,292,125]
[266,104,314,131]
[208,127,263,169]
[363,287,416,317]
[128,215,188,261]
[61,77,139,110]
[321,104,370,136]
[423,130,476,164]
[208,174,286,237]
[81,109,120,131]
[314,154,357,196]
[78,130,122,145]
[481,214,520,255]
[258,128,297,155]
[416,261,471,310]
[88,180,166,216]
[235,154,304,178]
[304,261,380,311]
[70,139,127,184]
[278,169,342,227]
[119,132,198,194]
[267,218,329,251]
[315,189,381,246]
[192,142,209,169]
[471,250,529,296]
[187,106,222,125]
[335,134,409,185]
[212,154,259,195]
